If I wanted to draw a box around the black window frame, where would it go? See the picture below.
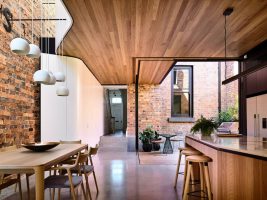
[171,65,193,118]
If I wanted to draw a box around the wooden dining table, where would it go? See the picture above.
[0,143,88,200]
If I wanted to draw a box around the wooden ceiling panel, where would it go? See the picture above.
[62,0,267,84]
[139,61,174,84]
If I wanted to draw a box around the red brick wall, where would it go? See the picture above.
[127,62,220,136]
[0,1,44,147]
[221,62,239,111]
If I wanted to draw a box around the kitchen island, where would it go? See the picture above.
[186,134,267,200]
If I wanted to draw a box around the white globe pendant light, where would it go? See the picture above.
[27,0,40,58]
[49,72,57,85]
[33,70,50,83]
[54,71,65,82]
[56,86,69,96]
[10,0,30,55]
[27,44,41,58]
[45,72,56,85]
[10,38,30,55]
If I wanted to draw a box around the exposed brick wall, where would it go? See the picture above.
[220,62,239,111]
[0,0,53,147]
[127,62,220,136]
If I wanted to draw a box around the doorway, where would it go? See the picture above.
[104,88,127,135]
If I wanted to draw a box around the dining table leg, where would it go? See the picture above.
[34,166,45,200]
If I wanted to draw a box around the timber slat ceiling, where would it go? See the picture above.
[62,0,267,84]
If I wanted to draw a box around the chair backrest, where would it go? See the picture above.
[89,144,99,156]
[59,152,81,175]
[0,146,20,188]
[88,144,99,166]
[0,174,20,190]
[60,140,82,144]
[78,152,89,165]
[73,152,81,167]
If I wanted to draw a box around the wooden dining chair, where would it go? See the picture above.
[60,144,99,200]
[0,145,23,200]
[44,152,87,200]
[74,144,99,199]
[86,144,99,196]
[80,144,99,199]
[25,140,83,199]
[0,174,23,200]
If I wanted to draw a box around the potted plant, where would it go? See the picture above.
[139,126,155,152]
[191,115,218,136]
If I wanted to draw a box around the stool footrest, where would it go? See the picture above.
[187,190,208,199]
[190,179,200,185]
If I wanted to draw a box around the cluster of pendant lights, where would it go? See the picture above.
[10,0,68,96]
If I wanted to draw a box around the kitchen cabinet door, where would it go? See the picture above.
[246,97,257,136]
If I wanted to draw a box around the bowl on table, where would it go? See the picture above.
[22,142,60,152]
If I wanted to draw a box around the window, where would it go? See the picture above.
[111,97,122,104]
[171,66,193,117]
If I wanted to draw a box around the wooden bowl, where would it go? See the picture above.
[22,142,60,152]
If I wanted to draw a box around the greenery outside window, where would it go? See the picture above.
[171,66,193,118]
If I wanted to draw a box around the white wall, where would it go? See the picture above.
[41,54,104,146]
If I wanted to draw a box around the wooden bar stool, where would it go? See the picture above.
[183,155,212,200]
[174,147,194,188]
[181,150,202,194]
[174,147,200,188]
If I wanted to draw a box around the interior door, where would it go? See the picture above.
[246,97,257,136]
[256,94,267,137]
[111,104,123,130]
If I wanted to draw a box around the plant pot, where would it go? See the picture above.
[142,143,152,152]
[201,129,214,136]
[152,142,160,151]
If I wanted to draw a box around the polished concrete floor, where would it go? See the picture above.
[1,135,195,200]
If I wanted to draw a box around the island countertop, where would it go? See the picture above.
[186,134,267,160]
[185,134,267,200]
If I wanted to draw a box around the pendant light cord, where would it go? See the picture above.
[62,36,64,76]
[224,14,227,70]
[62,37,68,138]
[56,3,59,73]
[61,29,68,137]
[31,0,33,43]
[64,21,68,88]
[222,7,233,79]
[47,4,50,72]
[40,0,43,55]
[19,0,21,38]
[65,52,67,139]
[66,87,67,138]
[44,3,49,71]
